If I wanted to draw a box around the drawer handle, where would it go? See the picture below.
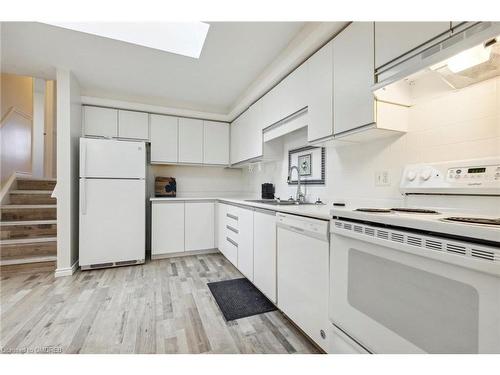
[226,213,238,220]
[226,225,238,234]
[226,237,238,247]
[290,226,305,232]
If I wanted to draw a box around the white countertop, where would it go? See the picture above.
[331,207,500,243]
[150,196,332,220]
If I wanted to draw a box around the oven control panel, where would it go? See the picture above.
[447,165,500,182]
[400,157,500,195]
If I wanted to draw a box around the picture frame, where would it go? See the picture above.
[288,146,325,185]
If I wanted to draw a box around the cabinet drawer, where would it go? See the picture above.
[224,236,238,266]
[225,206,240,228]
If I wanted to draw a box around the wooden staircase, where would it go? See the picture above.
[1,178,57,273]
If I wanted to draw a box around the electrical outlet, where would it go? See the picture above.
[375,171,391,186]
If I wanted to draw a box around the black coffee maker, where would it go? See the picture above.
[261,183,275,199]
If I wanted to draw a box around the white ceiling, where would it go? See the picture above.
[1,22,307,114]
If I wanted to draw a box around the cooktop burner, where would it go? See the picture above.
[391,208,440,214]
[443,217,500,226]
[355,208,392,213]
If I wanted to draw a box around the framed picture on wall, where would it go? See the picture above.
[288,146,325,185]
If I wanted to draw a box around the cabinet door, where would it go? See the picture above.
[237,207,254,281]
[83,106,118,138]
[118,110,149,140]
[242,102,263,162]
[185,201,215,251]
[178,118,203,163]
[203,121,229,165]
[375,22,451,68]
[253,209,277,303]
[216,202,228,253]
[230,115,243,164]
[307,40,334,142]
[279,63,308,120]
[152,202,185,255]
[333,22,375,135]
[150,114,178,163]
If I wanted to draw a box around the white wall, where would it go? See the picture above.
[0,73,33,184]
[243,76,500,207]
[56,69,81,276]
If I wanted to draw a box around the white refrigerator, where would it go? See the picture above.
[79,137,146,269]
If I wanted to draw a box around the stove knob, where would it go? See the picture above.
[420,169,432,181]
[406,171,417,181]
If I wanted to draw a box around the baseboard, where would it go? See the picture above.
[54,259,79,277]
[152,248,219,260]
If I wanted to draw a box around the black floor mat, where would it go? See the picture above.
[207,278,276,321]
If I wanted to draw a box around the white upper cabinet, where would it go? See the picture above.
[261,63,308,129]
[375,22,451,69]
[150,114,178,164]
[178,118,203,164]
[203,121,229,165]
[118,110,149,140]
[230,115,243,165]
[185,201,215,251]
[83,106,118,138]
[333,22,375,135]
[230,101,264,165]
[242,101,263,162]
[306,40,334,142]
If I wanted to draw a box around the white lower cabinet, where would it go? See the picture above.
[152,201,185,255]
[185,201,215,251]
[253,209,277,303]
[236,206,254,281]
[152,200,216,256]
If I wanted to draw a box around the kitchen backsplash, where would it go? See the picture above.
[243,76,500,207]
[148,164,248,198]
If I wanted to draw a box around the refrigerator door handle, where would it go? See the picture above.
[81,178,87,215]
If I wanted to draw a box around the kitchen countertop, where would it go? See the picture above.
[150,196,332,220]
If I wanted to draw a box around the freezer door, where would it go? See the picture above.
[79,178,145,266]
[80,137,146,178]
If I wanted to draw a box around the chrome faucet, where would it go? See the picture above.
[288,165,305,203]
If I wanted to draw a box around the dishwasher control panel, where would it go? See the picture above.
[276,213,329,241]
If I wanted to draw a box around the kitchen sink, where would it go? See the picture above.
[244,199,316,206]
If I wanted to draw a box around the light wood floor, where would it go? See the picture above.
[0,253,319,354]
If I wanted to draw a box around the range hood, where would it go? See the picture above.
[429,36,500,89]
[374,22,500,92]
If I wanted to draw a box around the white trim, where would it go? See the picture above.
[0,106,32,127]
[81,96,229,122]
[54,259,79,277]
[151,248,219,260]
[0,172,32,205]
[0,256,56,266]
[0,237,57,245]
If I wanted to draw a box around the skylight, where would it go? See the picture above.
[45,22,210,59]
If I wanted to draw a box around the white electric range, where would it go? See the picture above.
[329,157,500,354]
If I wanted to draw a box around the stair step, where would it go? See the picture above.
[0,255,57,266]
[0,220,57,240]
[1,205,56,221]
[17,179,56,191]
[0,238,57,260]
[0,260,56,275]
[10,190,55,205]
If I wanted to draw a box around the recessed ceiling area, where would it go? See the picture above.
[1,22,312,114]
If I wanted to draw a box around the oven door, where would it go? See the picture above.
[330,219,500,354]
